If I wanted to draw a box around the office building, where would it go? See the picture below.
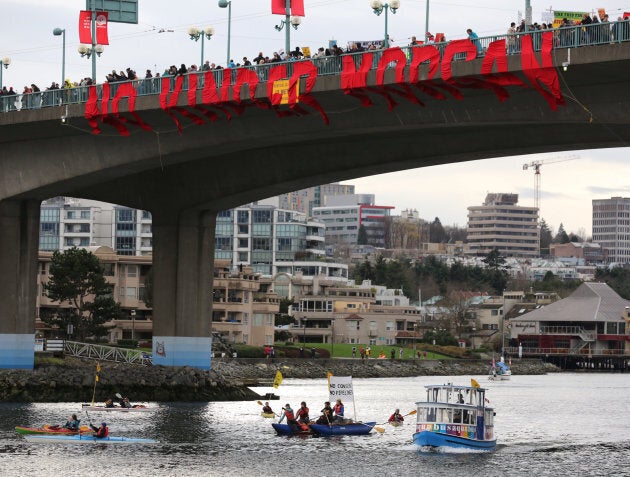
[592,197,630,264]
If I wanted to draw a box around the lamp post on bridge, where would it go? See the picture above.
[53,28,66,88]
[77,44,104,83]
[218,0,232,67]
[188,26,215,69]
[370,0,400,49]
[274,0,301,60]
[0,56,11,90]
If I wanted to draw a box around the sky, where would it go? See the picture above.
[2,0,630,235]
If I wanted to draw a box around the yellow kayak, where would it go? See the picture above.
[261,412,275,418]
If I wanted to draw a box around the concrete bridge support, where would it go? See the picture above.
[0,200,39,369]
[150,209,215,369]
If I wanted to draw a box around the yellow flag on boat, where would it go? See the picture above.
[327,371,333,389]
[96,362,101,373]
[273,370,283,389]
[471,378,480,388]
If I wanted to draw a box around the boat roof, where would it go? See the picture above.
[423,384,488,392]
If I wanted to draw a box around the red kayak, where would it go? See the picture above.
[15,425,91,436]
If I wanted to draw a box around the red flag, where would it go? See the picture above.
[95,11,109,45]
[291,0,305,16]
[79,10,93,44]
[271,0,305,16]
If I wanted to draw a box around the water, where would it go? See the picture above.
[1,373,629,477]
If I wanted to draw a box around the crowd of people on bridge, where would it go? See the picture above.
[2,12,629,112]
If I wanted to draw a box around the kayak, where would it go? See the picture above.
[309,421,376,436]
[389,421,402,427]
[261,412,276,418]
[15,425,91,435]
[22,434,158,444]
[81,404,152,412]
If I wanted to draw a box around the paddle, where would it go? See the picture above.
[115,393,123,400]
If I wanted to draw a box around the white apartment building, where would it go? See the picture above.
[466,193,540,257]
[592,197,630,264]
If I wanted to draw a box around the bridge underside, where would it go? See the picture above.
[1,44,630,368]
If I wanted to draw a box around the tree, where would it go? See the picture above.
[142,267,153,308]
[429,217,448,243]
[483,248,506,269]
[275,298,296,327]
[554,223,570,244]
[43,247,121,341]
[539,219,553,255]
[357,224,368,245]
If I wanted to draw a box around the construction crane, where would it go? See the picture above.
[522,155,580,211]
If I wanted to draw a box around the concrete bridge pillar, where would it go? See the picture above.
[151,208,215,369]
[0,200,39,369]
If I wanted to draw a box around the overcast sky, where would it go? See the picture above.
[3,1,630,235]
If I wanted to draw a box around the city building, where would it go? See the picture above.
[550,242,607,265]
[275,182,355,216]
[35,248,279,347]
[466,193,540,257]
[312,194,394,247]
[287,280,422,347]
[592,196,630,264]
[508,282,629,357]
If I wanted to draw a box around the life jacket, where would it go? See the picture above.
[296,407,310,420]
[334,404,344,416]
[284,409,295,421]
[95,426,109,438]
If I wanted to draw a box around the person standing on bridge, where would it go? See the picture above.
[467,29,482,55]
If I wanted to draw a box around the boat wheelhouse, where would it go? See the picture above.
[413,382,496,450]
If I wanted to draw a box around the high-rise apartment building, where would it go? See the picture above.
[275,183,356,215]
[466,193,539,257]
[592,196,630,264]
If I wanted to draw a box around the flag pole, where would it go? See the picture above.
[91,362,101,406]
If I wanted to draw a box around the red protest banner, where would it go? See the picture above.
[95,11,109,45]
[79,10,93,44]
[271,0,304,16]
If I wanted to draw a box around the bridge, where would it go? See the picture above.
[2,25,630,369]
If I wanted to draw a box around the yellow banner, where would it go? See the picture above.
[553,10,587,28]
[272,79,299,105]
[273,370,283,389]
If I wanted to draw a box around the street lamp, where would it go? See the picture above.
[413,322,418,360]
[370,0,400,49]
[331,319,335,358]
[77,44,104,83]
[0,56,11,90]
[274,0,302,60]
[303,317,307,343]
[188,26,215,69]
[218,0,232,68]
[53,28,66,88]
[130,309,136,341]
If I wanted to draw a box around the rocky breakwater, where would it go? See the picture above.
[212,357,560,381]
[0,358,259,403]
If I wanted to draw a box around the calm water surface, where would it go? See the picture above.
[1,373,628,477]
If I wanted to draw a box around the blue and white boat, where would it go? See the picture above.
[488,356,512,381]
[412,381,496,450]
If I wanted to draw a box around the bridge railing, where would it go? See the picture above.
[64,340,152,366]
[2,20,629,114]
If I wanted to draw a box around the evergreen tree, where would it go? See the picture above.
[357,224,368,245]
[43,247,121,340]
[429,217,448,243]
[554,223,570,244]
[539,219,553,254]
[483,248,506,269]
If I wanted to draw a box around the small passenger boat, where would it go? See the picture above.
[412,380,496,450]
[22,434,158,444]
[15,425,91,435]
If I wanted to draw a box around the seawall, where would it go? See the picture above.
[0,357,558,403]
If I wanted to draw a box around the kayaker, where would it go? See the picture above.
[316,402,333,424]
[63,414,80,431]
[295,401,310,423]
[333,399,345,423]
[278,403,298,432]
[120,397,132,408]
[388,409,404,424]
[262,402,274,414]
[90,421,109,438]
[104,398,115,408]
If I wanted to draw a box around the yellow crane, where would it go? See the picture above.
[522,155,580,212]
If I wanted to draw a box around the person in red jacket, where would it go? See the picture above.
[295,401,310,424]
[388,409,404,424]
[279,404,298,432]
[90,422,109,438]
